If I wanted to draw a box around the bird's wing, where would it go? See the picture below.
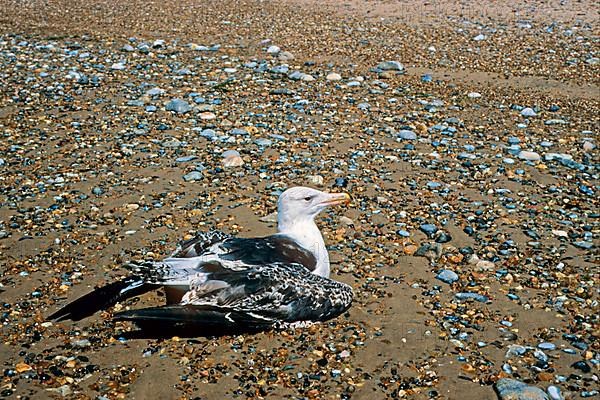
[169,230,233,258]
[170,231,317,271]
[217,235,318,272]
[114,261,353,330]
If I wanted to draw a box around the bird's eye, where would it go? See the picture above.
[304,196,313,201]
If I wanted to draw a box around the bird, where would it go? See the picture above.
[48,187,354,333]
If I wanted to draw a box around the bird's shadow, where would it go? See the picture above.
[116,322,267,339]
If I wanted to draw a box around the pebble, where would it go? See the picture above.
[376,60,404,71]
[435,269,459,284]
[582,141,595,151]
[518,151,541,161]
[71,339,91,348]
[182,171,203,181]
[455,292,489,303]
[494,378,549,400]
[222,150,244,167]
[571,360,591,373]
[506,345,527,358]
[419,223,437,236]
[47,385,72,397]
[165,99,192,114]
[545,119,567,125]
[521,107,537,117]
[307,175,324,186]
[266,45,280,54]
[326,72,342,81]
[397,130,417,140]
[538,342,556,351]
[547,386,563,400]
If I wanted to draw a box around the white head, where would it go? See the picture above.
[277,186,350,230]
[276,186,350,277]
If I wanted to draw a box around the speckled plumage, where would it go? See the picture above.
[48,187,353,331]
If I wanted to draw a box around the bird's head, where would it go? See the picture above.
[277,186,350,228]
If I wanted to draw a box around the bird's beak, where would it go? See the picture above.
[320,192,351,207]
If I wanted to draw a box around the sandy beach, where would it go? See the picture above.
[0,0,598,399]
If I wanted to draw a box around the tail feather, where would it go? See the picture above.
[48,276,155,321]
[114,305,275,332]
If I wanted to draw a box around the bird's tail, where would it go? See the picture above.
[48,276,155,321]
[114,305,275,334]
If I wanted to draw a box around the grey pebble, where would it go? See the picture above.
[494,378,549,400]
[455,292,489,303]
[436,269,459,284]
[165,98,192,114]
[397,129,417,140]
[182,171,203,182]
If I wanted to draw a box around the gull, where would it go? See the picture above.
[48,187,353,332]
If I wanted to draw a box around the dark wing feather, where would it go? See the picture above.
[48,276,156,321]
[117,261,353,330]
[170,230,233,258]
[114,305,276,332]
[219,235,318,272]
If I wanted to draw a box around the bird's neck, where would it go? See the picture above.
[278,217,330,278]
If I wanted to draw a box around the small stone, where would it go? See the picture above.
[339,216,354,226]
[183,171,203,182]
[434,231,452,243]
[436,269,459,284]
[47,385,72,397]
[571,361,591,373]
[15,363,32,373]
[547,386,563,400]
[494,378,549,400]
[222,150,244,167]
[537,372,553,381]
[266,45,280,54]
[419,223,438,237]
[521,107,537,117]
[468,92,482,98]
[71,339,91,348]
[473,34,486,41]
[176,155,197,163]
[544,119,567,125]
[199,112,216,120]
[326,72,342,81]
[518,151,541,161]
[455,292,489,303]
[92,187,104,196]
[307,175,324,186]
[505,345,527,358]
[397,130,417,140]
[339,350,351,358]
[414,243,442,260]
[277,51,294,61]
[377,60,404,71]
[403,245,418,255]
[538,342,556,351]
[476,260,495,271]
[396,230,410,238]
[254,138,272,147]
[582,141,595,152]
[165,99,192,114]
